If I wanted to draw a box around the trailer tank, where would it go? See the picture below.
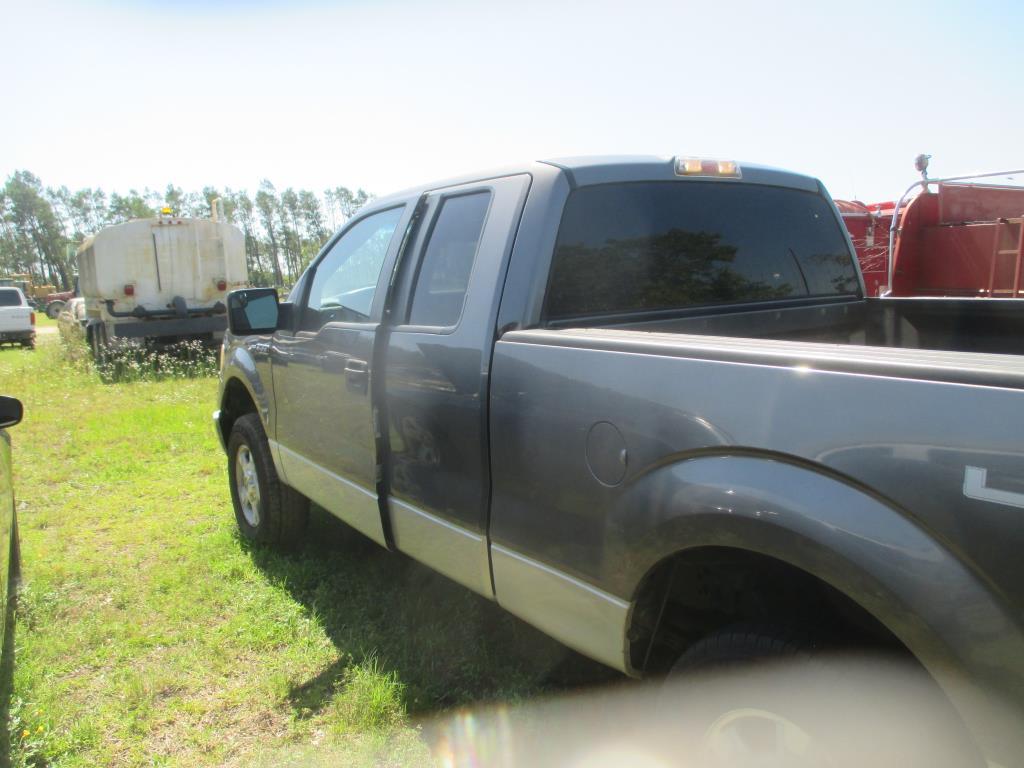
[78,214,247,353]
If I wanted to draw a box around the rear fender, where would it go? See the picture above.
[616,453,1024,753]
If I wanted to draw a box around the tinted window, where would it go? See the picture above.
[407,192,490,328]
[302,206,404,330]
[545,182,859,321]
[0,290,23,307]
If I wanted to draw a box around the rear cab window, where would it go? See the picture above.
[544,181,859,323]
[0,290,24,307]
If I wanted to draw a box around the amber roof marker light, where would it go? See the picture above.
[674,157,742,178]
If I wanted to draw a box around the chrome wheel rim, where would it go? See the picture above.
[235,445,261,527]
[701,708,833,768]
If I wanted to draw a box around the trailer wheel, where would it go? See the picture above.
[45,301,64,319]
[227,413,308,549]
[661,624,982,768]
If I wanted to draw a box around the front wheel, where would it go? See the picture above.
[45,301,64,319]
[227,413,309,549]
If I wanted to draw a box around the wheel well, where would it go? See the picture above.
[219,378,258,446]
[628,547,907,675]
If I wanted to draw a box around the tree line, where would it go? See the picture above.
[0,170,372,290]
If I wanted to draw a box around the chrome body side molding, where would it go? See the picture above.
[389,498,493,598]
[490,543,631,674]
[275,442,387,547]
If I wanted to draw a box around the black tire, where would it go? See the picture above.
[45,301,64,320]
[227,413,308,549]
[662,624,982,768]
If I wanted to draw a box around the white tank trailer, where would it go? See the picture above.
[78,204,247,355]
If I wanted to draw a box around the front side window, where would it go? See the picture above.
[301,206,404,331]
[545,182,859,322]
[407,192,491,328]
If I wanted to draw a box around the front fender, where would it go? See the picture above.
[614,452,1024,759]
[218,341,274,436]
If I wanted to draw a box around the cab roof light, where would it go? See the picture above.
[674,157,742,178]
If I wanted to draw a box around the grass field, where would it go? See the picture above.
[0,334,610,766]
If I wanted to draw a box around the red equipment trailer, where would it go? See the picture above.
[837,168,1024,298]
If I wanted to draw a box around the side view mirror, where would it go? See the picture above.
[0,396,23,429]
[227,288,280,335]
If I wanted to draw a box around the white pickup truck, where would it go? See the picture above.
[0,288,35,349]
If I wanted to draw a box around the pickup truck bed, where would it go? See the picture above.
[492,325,1024,657]
[218,156,1024,765]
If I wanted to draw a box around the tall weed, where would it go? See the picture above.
[59,331,219,382]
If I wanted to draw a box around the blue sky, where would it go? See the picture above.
[2,0,1021,202]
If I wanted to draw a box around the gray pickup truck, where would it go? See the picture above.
[216,157,1024,766]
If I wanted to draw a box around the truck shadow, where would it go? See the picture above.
[244,505,617,721]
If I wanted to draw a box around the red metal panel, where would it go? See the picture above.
[838,200,892,296]
[938,183,1024,224]
[915,223,1019,296]
[890,192,940,296]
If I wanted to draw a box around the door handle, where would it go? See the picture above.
[344,359,369,393]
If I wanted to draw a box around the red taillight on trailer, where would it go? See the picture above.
[124,284,134,296]
[217,279,227,291]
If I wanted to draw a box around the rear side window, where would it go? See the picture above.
[0,289,23,307]
[407,191,491,328]
[545,181,859,321]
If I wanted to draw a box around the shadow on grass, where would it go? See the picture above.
[244,506,617,722]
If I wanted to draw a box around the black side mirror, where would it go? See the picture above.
[0,396,23,429]
[227,288,280,335]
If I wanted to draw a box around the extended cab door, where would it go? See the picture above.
[380,174,531,596]
[271,204,410,546]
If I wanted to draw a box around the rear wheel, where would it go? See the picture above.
[662,625,981,768]
[227,413,308,549]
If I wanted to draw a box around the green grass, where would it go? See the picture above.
[0,334,610,766]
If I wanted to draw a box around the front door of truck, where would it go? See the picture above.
[271,205,409,546]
